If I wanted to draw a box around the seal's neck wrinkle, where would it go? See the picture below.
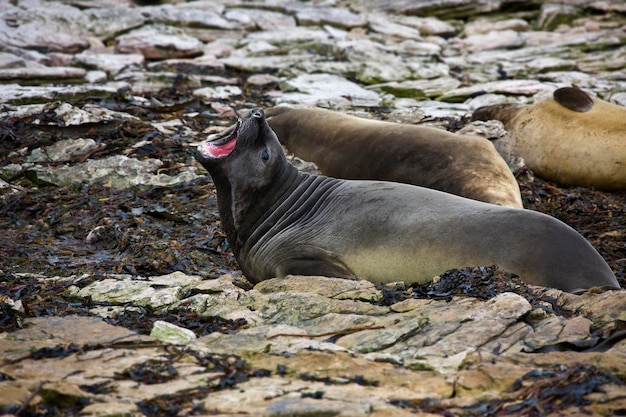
[239,173,344,278]
[224,161,301,258]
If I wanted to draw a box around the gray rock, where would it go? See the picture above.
[31,155,199,189]
[82,7,146,39]
[536,3,581,31]
[150,320,197,344]
[274,73,382,108]
[265,398,371,417]
[146,5,237,30]
[75,49,145,76]
[294,7,368,29]
[220,54,315,73]
[85,70,107,84]
[368,14,423,40]
[0,51,25,69]
[225,8,297,30]
[462,29,525,52]
[464,18,529,36]
[245,26,331,46]
[27,138,98,163]
[371,77,461,99]
[457,119,508,140]
[396,15,458,37]
[21,102,138,126]
[0,83,126,105]
[115,25,205,60]
[193,85,243,100]
[0,67,86,85]
[438,79,552,102]
[366,0,503,19]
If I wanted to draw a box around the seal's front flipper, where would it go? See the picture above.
[471,103,524,125]
[553,86,594,112]
[277,246,355,279]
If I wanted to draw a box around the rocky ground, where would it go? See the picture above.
[1,0,626,416]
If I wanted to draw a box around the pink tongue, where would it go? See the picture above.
[203,137,237,157]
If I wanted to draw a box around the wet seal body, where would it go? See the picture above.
[265,106,523,208]
[472,86,626,190]
[195,108,620,294]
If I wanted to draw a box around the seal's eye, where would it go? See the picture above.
[261,148,270,163]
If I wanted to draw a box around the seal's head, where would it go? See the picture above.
[196,107,291,185]
[195,108,296,248]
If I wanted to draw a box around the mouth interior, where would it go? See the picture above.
[200,121,239,158]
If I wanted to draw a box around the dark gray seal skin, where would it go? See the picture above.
[265,106,523,208]
[195,108,620,294]
[472,86,626,191]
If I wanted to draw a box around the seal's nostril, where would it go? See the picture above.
[251,108,264,119]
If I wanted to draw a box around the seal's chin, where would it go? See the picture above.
[198,121,239,159]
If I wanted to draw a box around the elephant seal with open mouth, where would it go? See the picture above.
[195,108,619,294]
[265,106,523,208]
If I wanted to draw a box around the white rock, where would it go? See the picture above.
[276,73,381,108]
[75,50,145,76]
[439,79,553,102]
[0,52,25,69]
[146,5,236,30]
[115,25,204,60]
[150,320,197,344]
[294,7,368,29]
[464,18,529,36]
[463,29,525,52]
[368,14,422,40]
[193,85,243,100]
[225,8,297,31]
[28,138,98,163]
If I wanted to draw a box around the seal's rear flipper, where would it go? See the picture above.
[553,86,594,112]
[471,103,524,125]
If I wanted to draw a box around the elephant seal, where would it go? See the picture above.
[472,86,626,190]
[265,106,523,208]
[195,108,620,294]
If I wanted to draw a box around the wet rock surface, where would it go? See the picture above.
[1,0,626,416]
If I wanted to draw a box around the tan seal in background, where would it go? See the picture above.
[266,106,523,208]
[472,86,626,191]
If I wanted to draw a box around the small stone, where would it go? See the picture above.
[372,77,461,99]
[0,67,86,84]
[115,25,204,60]
[27,138,98,163]
[368,14,422,40]
[265,398,371,416]
[193,85,243,100]
[464,18,529,36]
[295,7,368,29]
[463,30,525,52]
[536,3,581,31]
[225,9,297,31]
[75,50,145,76]
[247,73,280,86]
[275,73,381,108]
[150,320,197,344]
[0,52,25,69]
[85,70,108,83]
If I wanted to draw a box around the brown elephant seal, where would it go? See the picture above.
[472,86,626,190]
[195,108,620,294]
[265,106,523,208]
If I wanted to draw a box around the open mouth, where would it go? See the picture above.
[198,120,239,158]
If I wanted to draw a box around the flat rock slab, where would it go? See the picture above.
[2,274,625,415]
